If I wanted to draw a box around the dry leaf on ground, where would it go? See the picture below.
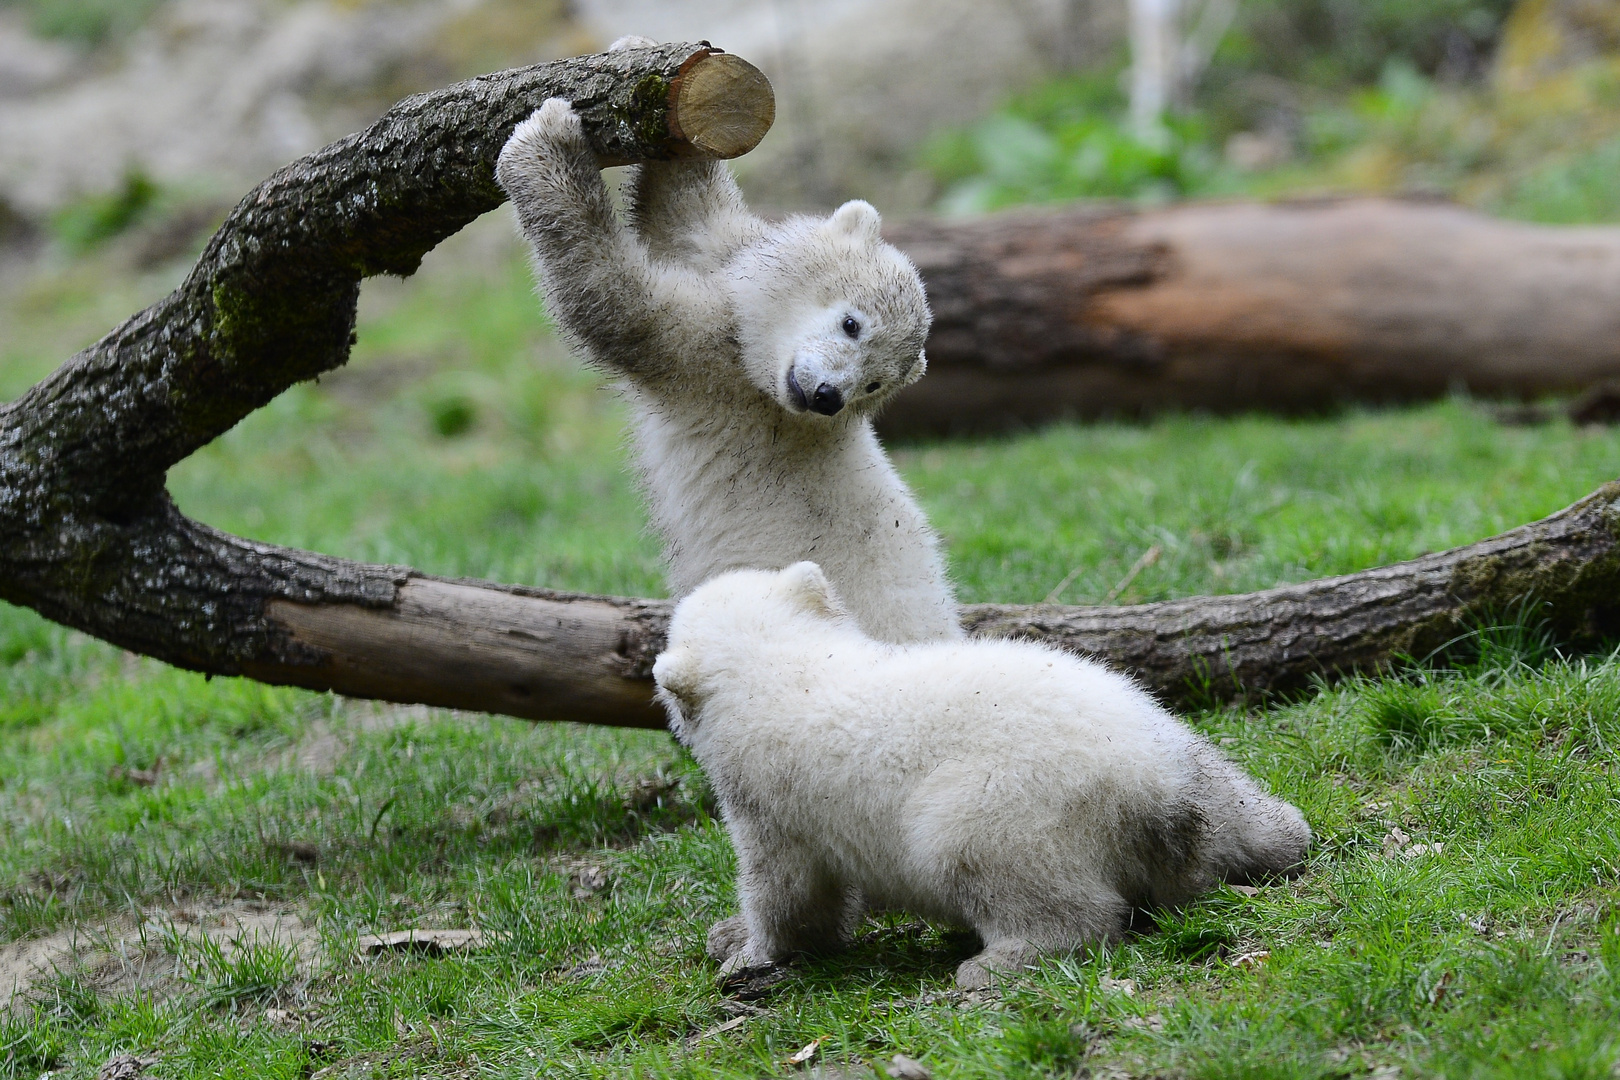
[687,1014,752,1046]
[784,1038,823,1066]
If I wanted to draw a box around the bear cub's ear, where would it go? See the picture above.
[828,200,882,243]
[779,561,849,621]
[653,647,699,700]
[652,648,701,736]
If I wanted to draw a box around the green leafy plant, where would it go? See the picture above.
[50,172,159,251]
[922,73,1222,210]
[1220,0,1518,88]
[0,0,167,45]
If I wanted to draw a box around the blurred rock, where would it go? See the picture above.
[0,12,77,98]
[1224,129,1291,171]
[1568,379,1620,425]
[0,194,36,246]
[0,0,574,216]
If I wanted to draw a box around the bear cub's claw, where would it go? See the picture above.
[529,97,582,141]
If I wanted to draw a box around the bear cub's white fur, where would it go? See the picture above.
[654,563,1312,989]
[495,77,958,644]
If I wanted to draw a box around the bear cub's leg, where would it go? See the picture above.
[955,889,1133,989]
[705,914,750,965]
[716,819,861,971]
[626,158,751,265]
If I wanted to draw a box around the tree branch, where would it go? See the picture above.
[0,43,767,729]
[2,50,1616,725]
[260,478,1620,719]
[966,481,1620,706]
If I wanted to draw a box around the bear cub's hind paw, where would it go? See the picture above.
[955,938,1039,990]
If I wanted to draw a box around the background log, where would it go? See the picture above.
[880,198,1620,438]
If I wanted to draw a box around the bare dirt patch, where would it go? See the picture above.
[2,900,320,1010]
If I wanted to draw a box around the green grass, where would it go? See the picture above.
[7,218,1620,1077]
[0,0,167,45]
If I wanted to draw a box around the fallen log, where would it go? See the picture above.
[2,53,1618,725]
[143,478,1620,719]
[880,199,1620,438]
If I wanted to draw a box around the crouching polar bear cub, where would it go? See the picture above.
[653,563,1312,989]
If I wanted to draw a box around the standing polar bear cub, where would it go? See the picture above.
[655,563,1312,989]
[496,77,958,644]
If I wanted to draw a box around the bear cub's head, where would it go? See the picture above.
[653,563,851,743]
[727,200,931,421]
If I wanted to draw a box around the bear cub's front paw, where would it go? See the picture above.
[705,913,749,963]
[504,98,584,156]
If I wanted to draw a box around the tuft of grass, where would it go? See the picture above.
[0,1010,63,1078]
[180,934,300,1010]
[1362,677,1457,751]
[427,392,478,438]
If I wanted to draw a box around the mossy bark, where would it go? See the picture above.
[0,43,761,690]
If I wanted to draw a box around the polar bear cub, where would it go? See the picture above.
[654,563,1312,989]
[495,85,957,644]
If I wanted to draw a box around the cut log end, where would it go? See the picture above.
[670,52,775,160]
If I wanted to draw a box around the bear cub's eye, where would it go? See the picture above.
[841,316,861,339]
[865,382,881,394]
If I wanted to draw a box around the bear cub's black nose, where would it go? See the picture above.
[810,383,844,415]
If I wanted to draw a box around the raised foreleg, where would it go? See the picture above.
[495,99,725,378]
[627,159,758,268]
[605,34,758,266]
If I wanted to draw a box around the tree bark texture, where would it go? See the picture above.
[0,43,768,728]
[879,198,1620,438]
[3,51,1619,727]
